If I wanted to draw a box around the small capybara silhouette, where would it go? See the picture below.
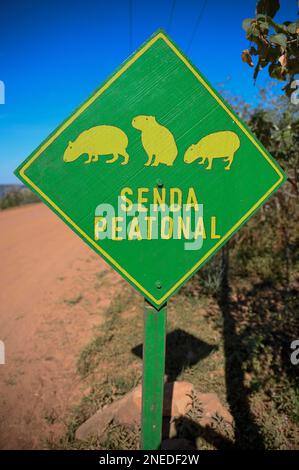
[63,125,129,165]
[132,115,178,167]
[184,131,240,170]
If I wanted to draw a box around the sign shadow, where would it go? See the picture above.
[132,328,219,446]
[132,328,217,382]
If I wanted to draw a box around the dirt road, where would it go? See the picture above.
[0,203,120,449]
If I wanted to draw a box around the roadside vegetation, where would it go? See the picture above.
[0,186,40,210]
[241,0,299,96]
[47,83,298,450]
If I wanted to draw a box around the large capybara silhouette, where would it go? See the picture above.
[63,126,129,165]
[184,131,240,170]
[132,115,178,167]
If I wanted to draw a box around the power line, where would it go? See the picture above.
[167,0,177,33]
[187,0,208,53]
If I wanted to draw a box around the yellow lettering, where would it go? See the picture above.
[138,187,149,212]
[161,216,173,239]
[170,188,182,212]
[120,187,133,212]
[94,216,107,240]
[145,216,156,239]
[128,217,142,240]
[177,216,191,239]
[153,187,166,211]
[186,187,199,211]
[211,216,220,239]
[111,216,124,240]
[195,216,206,239]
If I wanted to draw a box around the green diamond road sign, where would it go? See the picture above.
[15,30,286,308]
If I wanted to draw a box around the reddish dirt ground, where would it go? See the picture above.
[0,203,120,449]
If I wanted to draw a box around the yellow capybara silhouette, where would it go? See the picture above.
[184,131,240,170]
[132,115,178,167]
[63,126,129,165]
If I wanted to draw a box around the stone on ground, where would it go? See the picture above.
[75,381,233,442]
[75,385,142,441]
[197,392,233,426]
[163,381,194,417]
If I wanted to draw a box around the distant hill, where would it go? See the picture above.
[0,184,40,210]
[0,184,25,198]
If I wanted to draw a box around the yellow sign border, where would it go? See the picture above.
[19,32,284,306]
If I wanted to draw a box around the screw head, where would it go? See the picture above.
[155,280,162,289]
[156,179,164,188]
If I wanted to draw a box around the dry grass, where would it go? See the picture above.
[49,200,299,452]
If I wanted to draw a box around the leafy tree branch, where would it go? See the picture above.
[242,0,299,95]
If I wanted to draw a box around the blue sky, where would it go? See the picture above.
[0,0,296,183]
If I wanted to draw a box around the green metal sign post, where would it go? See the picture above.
[141,301,167,450]
[15,30,287,450]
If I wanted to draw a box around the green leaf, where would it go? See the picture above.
[242,18,253,31]
[268,63,284,80]
[286,22,297,34]
[257,18,269,33]
[270,33,287,48]
[256,14,267,21]
[269,20,288,34]
[256,0,280,18]
[247,23,261,39]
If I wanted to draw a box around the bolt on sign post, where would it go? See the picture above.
[15,30,286,450]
